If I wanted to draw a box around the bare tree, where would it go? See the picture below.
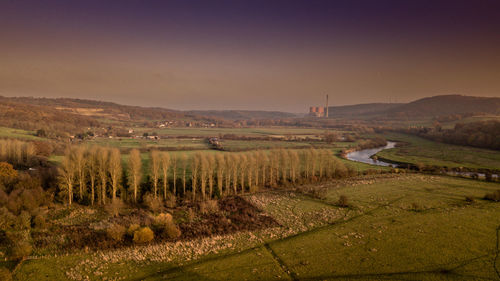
[73,146,86,201]
[224,154,232,196]
[160,152,170,200]
[150,150,161,199]
[239,154,247,193]
[109,148,122,202]
[215,153,225,197]
[191,153,200,201]
[207,153,215,199]
[181,154,188,196]
[128,149,142,203]
[87,146,99,205]
[230,154,239,194]
[289,150,299,183]
[171,154,178,196]
[97,147,109,205]
[59,147,76,205]
[200,153,208,200]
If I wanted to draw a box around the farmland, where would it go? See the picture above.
[377,133,500,171]
[10,174,500,281]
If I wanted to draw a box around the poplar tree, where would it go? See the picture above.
[128,149,142,203]
[109,148,122,202]
[150,150,161,199]
[160,152,170,200]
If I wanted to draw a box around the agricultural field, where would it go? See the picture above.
[149,127,329,137]
[377,133,500,171]
[0,127,42,140]
[9,174,500,281]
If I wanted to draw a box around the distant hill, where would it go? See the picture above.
[386,95,500,117]
[327,95,500,118]
[327,103,403,116]
[186,110,299,120]
[2,96,184,121]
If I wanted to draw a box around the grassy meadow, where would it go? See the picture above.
[377,133,500,171]
[11,174,500,281]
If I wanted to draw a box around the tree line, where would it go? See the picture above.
[0,139,37,167]
[58,146,353,206]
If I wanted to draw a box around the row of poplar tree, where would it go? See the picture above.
[58,145,351,205]
[0,139,37,167]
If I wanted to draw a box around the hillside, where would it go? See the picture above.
[186,110,299,120]
[326,95,500,119]
[386,95,500,117]
[327,103,402,116]
[2,96,184,121]
[0,96,219,138]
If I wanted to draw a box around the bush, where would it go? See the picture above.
[153,213,173,227]
[144,193,163,213]
[164,222,181,239]
[9,241,32,259]
[127,224,141,236]
[0,267,12,281]
[33,214,47,229]
[484,190,500,202]
[106,224,126,242]
[187,208,195,222]
[337,195,349,208]
[165,193,176,208]
[199,200,219,214]
[465,196,475,204]
[133,227,154,244]
[104,199,125,217]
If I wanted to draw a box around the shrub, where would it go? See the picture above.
[9,241,32,259]
[104,199,125,217]
[337,195,349,208]
[127,224,141,236]
[153,213,173,227]
[0,267,12,281]
[106,224,126,242]
[410,202,423,212]
[133,227,154,244]
[164,222,181,239]
[199,200,219,214]
[33,214,47,229]
[465,196,475,204]
[187,208,195,222]
[484,190,500,202]
[144,193,163,213]
[484,173,493,182]
[165,193,176,208]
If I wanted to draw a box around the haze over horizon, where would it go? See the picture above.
[1,0,500,112]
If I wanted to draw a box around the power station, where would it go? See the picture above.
[309,95,329,117]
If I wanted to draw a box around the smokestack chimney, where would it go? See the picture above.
[325,94,329,118]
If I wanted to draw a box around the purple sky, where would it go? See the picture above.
[1,0,499,112]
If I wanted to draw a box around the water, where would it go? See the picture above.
[346,141,498,179]
[346,141,396,167]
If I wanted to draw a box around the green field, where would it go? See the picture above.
[86,138,210,150]
[0,127,42,140]
[148,127,329,137]
[377,133,500,170]
[13,174,500,280]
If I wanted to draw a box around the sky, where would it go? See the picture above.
[1,0,499,112]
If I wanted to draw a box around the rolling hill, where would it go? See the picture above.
[327,95,500,118]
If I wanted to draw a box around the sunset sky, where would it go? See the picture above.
[1,0,499,112]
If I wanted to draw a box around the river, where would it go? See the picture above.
[345,141,397,167]
[345,141,498,179]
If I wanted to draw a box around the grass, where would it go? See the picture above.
[377,133,500,170]
[0,127,43,140]
[146,127,329,137]
[13,174,500,280]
